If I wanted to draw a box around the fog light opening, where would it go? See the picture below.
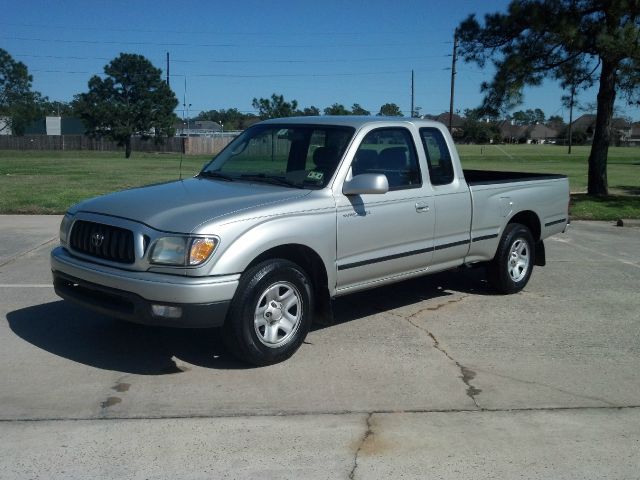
[151,304,183,319]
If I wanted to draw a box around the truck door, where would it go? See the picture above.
[419,127,472,270]
[335,127,435,291]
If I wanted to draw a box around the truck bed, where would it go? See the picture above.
[463,169,567,186]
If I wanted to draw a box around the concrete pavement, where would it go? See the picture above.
[0,216,639,479]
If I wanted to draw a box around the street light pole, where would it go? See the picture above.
[186,103,192,137]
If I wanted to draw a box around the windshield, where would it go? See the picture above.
[201,124,355,189]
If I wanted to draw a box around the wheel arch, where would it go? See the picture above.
[507,210,541,241]
[246,244,332,323]
[506,210,545,266]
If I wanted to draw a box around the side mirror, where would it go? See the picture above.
[343,173,389,195]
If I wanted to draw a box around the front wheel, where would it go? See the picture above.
[488,223,535,294]
[223,259,313,366]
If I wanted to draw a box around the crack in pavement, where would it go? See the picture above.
[407,294,470,318]
[474,367,618,407]
[348,412,373,480]
[373,296,481,409]
[425,330,481,408]
[1,404,639,423]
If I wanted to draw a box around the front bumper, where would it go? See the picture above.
[51,246,239,328]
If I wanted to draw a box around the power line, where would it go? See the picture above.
[29,69,414,78]
[0,21,429,37]
[14,52,451,65]
[0,35,419,49]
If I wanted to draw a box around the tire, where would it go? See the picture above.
[223,259,313,366]
[488,223,535,294]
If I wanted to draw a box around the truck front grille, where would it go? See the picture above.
[69,220,135,264]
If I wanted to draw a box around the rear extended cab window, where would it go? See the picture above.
[420,127,454,186]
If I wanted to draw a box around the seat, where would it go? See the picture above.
[378,147,415,188]
[352,149,379,176]
[312,146,339,176]
[378,147,408,170]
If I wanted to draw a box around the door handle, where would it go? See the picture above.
[415,202,430,213]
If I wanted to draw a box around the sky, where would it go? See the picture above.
[2,0,638,122]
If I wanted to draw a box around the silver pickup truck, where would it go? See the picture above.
[51,117,569,365]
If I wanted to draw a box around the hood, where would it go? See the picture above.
[73,177,310,233]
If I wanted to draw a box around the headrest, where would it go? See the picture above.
[378,147,408,169]
[313,146,338,169]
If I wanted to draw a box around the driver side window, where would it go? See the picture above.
[351,128,421,190]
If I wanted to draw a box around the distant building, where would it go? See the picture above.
[175,119,223,137]
[496,121,558,144]
[497,121,526,143]
[526,124,558,144]
[423,112,465,138]
[46,116,62,135]
[628,122,640,146]
[22,116,87,135]
[0,117,11,135]
[570,114,632,144]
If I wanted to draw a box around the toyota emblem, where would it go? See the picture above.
[91,233,105,248]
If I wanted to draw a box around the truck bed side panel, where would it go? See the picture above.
[465,177,569,264]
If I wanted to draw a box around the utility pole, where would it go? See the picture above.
[568,85,575,154]
[166,52,170,86]
[411,70,415,118]
[448,30,458,133]
[183,76,188,137]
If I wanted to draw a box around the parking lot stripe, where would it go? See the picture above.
[550,236,639,269]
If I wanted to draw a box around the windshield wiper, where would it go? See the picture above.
[239,173,304,189]
[198,170,234,181]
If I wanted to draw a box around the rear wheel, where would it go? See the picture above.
[223,259,313,366]
[488,223,535,294]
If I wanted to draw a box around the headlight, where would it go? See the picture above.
[150,236,218,266]
[59,213,74,245]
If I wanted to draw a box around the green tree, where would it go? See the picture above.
[351,103,371,115]
[196,108,255,130]
[252,94,298,119]
[511,110,531,125]
[377,103,403,116]
[511,108,546,125]
[462,109,497,143]
[75,53,178,158]
[533,108,545,124]
[0,48,43,135]
[300,106,320,116]
[324,103,351,115]
[39,100,77,117]
[547,115,565,128]
[457,1,640,195]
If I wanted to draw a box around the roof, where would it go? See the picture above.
[571,114,631,132]
[497,121,526,138]
[571,114,596,131]
[259,115,446,129]
[527,124,558,139]
[433,112,465,127]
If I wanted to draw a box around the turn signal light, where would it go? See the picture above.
[189,237,217,265]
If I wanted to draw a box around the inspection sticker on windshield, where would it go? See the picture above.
[306,171,324,181]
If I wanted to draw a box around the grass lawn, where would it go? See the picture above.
[0,150,211,214]
[457,144,640,220]
[0,145,638,219]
